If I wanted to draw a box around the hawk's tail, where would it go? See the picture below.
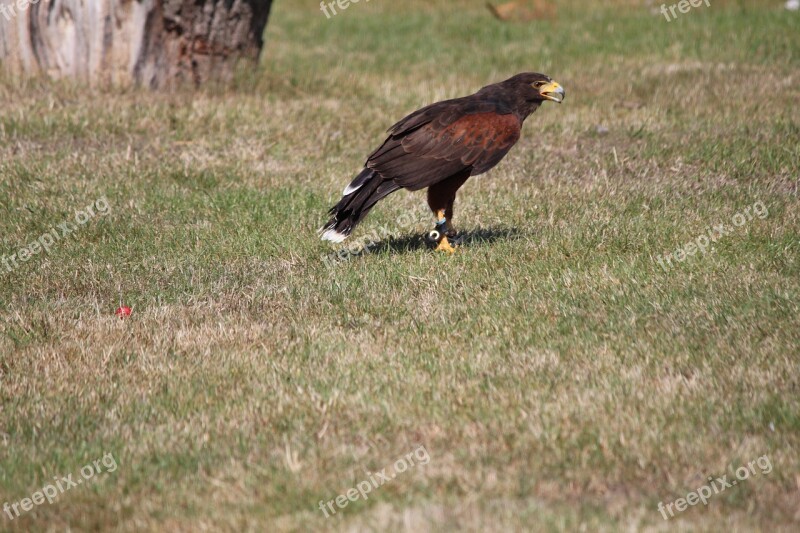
[321,169,400,242]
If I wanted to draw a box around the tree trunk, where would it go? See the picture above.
[0,0,273,88]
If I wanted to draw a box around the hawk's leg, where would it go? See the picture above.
[425,209,456,253]
[426,172,469,253]
[443,197,463,242]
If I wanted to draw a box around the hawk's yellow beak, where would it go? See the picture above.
[539,81,565,103]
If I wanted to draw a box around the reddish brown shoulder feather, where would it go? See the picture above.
[367,105,521,191]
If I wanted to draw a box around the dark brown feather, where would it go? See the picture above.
[367,103,521,191]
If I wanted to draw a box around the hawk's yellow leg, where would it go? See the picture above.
[434,209,456,254]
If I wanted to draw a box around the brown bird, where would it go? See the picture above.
[321,73,565,252]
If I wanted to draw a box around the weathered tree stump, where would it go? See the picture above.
[0,0,273,88]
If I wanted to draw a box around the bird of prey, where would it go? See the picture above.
[321,72,565,252]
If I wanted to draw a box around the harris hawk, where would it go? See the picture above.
[321,73,565,252]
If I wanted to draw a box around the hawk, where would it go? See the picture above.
[321,72,565,252]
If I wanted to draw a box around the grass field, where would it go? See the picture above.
[1,0,799,530]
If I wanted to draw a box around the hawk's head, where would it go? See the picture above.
[506,72,565,104]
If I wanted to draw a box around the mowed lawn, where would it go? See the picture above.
[1,0,799,531]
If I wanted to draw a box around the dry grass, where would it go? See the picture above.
[1,1,799,531]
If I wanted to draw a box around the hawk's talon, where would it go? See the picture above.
[426,229,457,253]
[426,211,457,253]
[446,232,463,246]
[435,236,457,254]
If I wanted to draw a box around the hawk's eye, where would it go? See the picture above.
[532,81,546,89]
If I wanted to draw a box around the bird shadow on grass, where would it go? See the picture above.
[339,226,525,260]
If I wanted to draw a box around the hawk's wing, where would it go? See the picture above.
[366,99,522,191]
